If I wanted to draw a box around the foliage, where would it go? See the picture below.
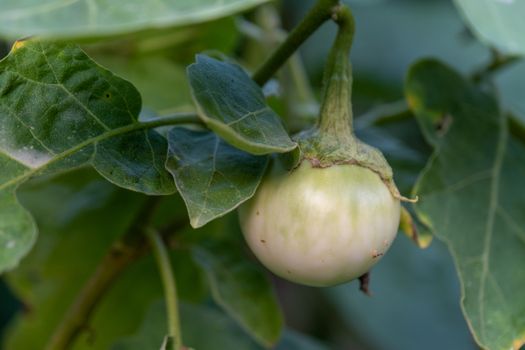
[0,1,524,350]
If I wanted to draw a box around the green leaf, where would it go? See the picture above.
[4,169,153,350]
[453,0,525,55]
[0,0,270,40]
[166,127,268,228]
[114,300,317,350]
[406,59,525,350]
[187,55,297,155]
[0,40,175,272]
[113,301,262,350]
[4,169,206,350]
[193,242,284,347]
[160,336,175,350]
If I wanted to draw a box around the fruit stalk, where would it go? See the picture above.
[317,5,356,141]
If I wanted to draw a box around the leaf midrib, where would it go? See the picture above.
[478,114,508,344]
[0,116,186,192]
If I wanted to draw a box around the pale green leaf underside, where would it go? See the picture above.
[187,55,296,155]
[193,244,284,346]
[407,60,525,350]
[0,41,175,273]
[453,0,525,55]
[0,0,269,39]
[166,127,268,228]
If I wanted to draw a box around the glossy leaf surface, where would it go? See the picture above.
[187,55,296,155]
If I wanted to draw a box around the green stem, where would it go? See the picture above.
[317,5,355,139]
[471,50,520,83]
[146,228,182,350]
[45,197,160,350]
[252,0,339,86]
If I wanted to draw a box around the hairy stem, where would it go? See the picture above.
[146,229,182,350]
[252,0,339,86]
[45,197,160,350]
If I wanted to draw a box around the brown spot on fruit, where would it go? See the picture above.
[260,239,266,243]
[372,249,384,259]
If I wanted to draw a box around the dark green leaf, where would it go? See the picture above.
[114,300,315,350]
[0,0,270,40]
[4,169,152,350]
[113,301,262,350]
[406,59,525,350]
[193,242,284,347]
[166,127,268,228]
[454,0,525,55]
[187,55,296,155]
[160,336,175,350]
[4,169,206,350]
[0,41,175,272]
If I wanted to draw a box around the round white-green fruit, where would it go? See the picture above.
[239,160,400,287]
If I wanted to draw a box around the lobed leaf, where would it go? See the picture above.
[0,0,270,39]
[187,55,296,155]
[406,59,525,350]
[166,127,268,228]
[0,40,175,273]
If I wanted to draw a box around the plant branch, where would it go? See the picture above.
[45,196,161,350]
[146,228,183,350]
[471,49,521,83]
[251,0,339,86]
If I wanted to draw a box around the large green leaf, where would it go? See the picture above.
[193,242,284,347]
[0,40,175,273]
[166,127,268,228]
[0,0,269,40]
[187,55,296,155]
[453,0,525,55]
[113,301,261,350]
[113,301,324,350]
[406,59,525,350]
[4,169,207,350]
[3,169,150,350]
